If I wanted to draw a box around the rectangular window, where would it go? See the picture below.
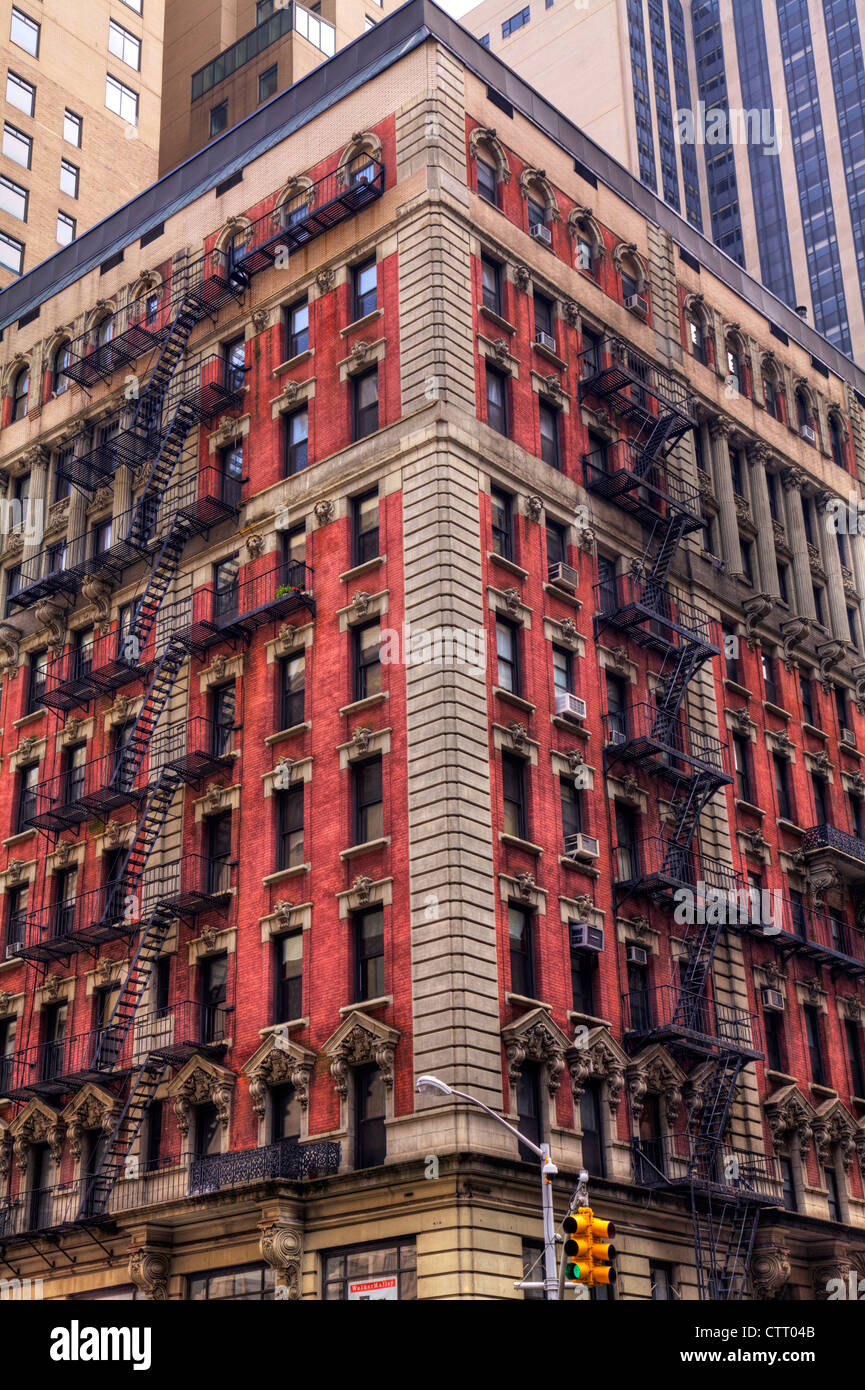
[188,1265,275,1301]
[779,1155,797,1210]
[63,109,82,146]
[763,1007,785,1072]
[789,888,807,939]
[490,487,513,560]
[354,756,383,844]
[276,786,304,870]
[476,157,498,205]
[628,959,651,1032]
[271,1084,300,1143]
[801,671,815,726]
[210,100,228,137]
[5,883,28,958]
[539,400,560,469]
[485,362,508,435]
[108,19,141,69]
[570,942,595,1016]
[761,652,778,706]
[6,71,35,116]
[284,297,308,358]
[481,254,503,314]
[0,1016,17,1090]
[275,932,302,1022]
[0,175,28,221]
[352,257,377,320]
[650,1263,675,1300]
[59,159,79,198]
[210,684,235,757]
[258,64,278,102]
[56,211,76,245]
[773,753,792,821]
[121,0,143,10]
[495,619,519,693]
[803,1004,826,1086]
[200,952,228,1044]
[825,1167,841,1221]
[508,904,535,998]
[733,733,753,804]
[352,368,379,441]
[10,8,39,56]
[502,7,531,38]
[355,1064,386,1168]
[354,621,381,702]
[502,752,526,839]
[352,490,379,565]
[533,292,554,340]
[0,231,24,275]
[323,1240,416,1300]
[28,649,47,713]
[845,1019,865,1098]
[205,813,232,897]
[355,905,384,1001]
[553,646,573,695]
[812,774,829,825]
[546,520,566,570]
[561,775,583,843]
[283,408,308,475]
[3,121,32,169]
[527,196,546,233]
[106,75,139,124]
[279,654,304,731]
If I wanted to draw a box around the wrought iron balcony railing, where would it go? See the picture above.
[613,835,744,897]
[594,573,719,654]
[803,822,865,877]
[630,1136,778,1201]
[579,337,696,429]
[604,702,731,781]
[621,984,760,1054]
[727,891,865,976]
[182,557,315,644]
[0,1139,341,1239]
[582,443,702,529]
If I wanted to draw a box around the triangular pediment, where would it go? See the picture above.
[321,1009,399,1058]
[61,1082,117,1126]
[8,1095,62,1138]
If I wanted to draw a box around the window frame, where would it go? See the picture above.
[352,367,379,441]
[10,7,39,57]
[352,256,377,321]
[5,70,35,117]
[108,18,142,70]
[105,73,139,125]
[353,755,383,845]
[502,750,527,840]
[354,904,385,1002]
[2,121,32,170]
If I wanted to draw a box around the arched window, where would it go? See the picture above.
[762,358,784,421]
[797,388,816,441]
[95,315,114,347]
[829,412,846,469]
[683,295,711,367]
[725,331,749,397]
[11,366,29,421]
[53,341,72,395]
[568,208,604,276]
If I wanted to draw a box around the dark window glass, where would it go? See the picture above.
[275,931,302,1022]
[545,521,565,569]
[271,1084,301,1143]
[803,1004,826,1086]
[211,684,235,757]
[195,1101,221,1157]
[779,1155,797,1210]
[354,756,383,843]
[539,401,560,469]
[352,368,379,440]
[352,489,379,565]
[496,619,519,693]
[763,1008,786,1073]
[258,64,278,102]
[355,1063,386,1168]
[276,786,304,870]
[627,960,651,1032]
[508,904,534,998]
[279,654,304,730]
[580,1080,605,1176]
[502,752,526,840]
[650,1264,674,1300]
[188,1264,275,1301]
[200,953,227,1045]
[490,487,513,559]
[812,775,829,825]
[5,883,28,958]
[224,336,245,390]
[733,734,753,804]
[773,754,792,821]
[28,648,47,712]
[210,101,228,136]
[476,157,498,205]
[845,1020,865,1098]
[18,761,39,832]
[352,258,377,320]
[355,905,384,1001]
[206,812,232,896]
[485,363,508,435]
[354,621,381,701]
[285,298,309,357]
[801,671,815,725]
[284,407,308,475]
[534,292,554,340]
[481,254,502,314]
[323,1241,416,1301]
[761,652,778,705]
[516,1060,541,1161]
[825,1167,841,1221]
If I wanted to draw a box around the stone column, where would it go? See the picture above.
[66,484,89,570]
[112,464,134,533]
[816,491,851,643]
[20,445,49,571]
[708,415,743,575]
[746,444,781,597]
[781,467,817,620]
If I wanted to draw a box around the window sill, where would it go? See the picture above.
[488,551,528,580]
[851,1093,865,1107]
[810,1082,837,1100]
[340,692,388,717]
[13,710,45,729]
[735,799,765,819]
[341,307,383,337]
[724,680,752,700]
[764,1069,797,1087]
[802,721,827,742]
[763,700,791,720]
[2,829,35,848]
[259,1018,307,1037]
[506,992,552,1012]
[273,348,313,376]
[543,582,581,609]
[265,722,310,746]
[340,836,391,861]
[551,715,589,737]
[493,686,535,714]
[559,854,599,876]
[340,995,392,1015]
[261,863,310,885]
[339,554,386,584]
[567,1010,613,1030]
[499,832,543,856]
[532,340,567,370]
[478,303,516,334]
[776,818,805,836]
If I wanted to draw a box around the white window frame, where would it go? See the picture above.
[5,71,35,117]
[10,7,39,56]
[0,230,25,274]
[56,211,76,246]
[63,109,83,146]
[108,19,141,70]
[0,174,28,222]
[59,159,79,198]
[105,74,139,124]
[2,121,32,169]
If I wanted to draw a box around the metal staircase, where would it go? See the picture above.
[583,337,770,1299]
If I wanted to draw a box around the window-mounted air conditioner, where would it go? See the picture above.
[626,943,648,965]
[569,832,600,861]
[535,329,557,352]
[576,243,593,272]
[569,920,605,953]
[530,222,552,246]
[842,727,857,746]
[761,987,785,1012]
[555,691,587,720]
[548,561,579,592]
[800,424,817,444]
[625,293,650,318]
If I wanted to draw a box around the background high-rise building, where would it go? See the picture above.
[460,0,865,362]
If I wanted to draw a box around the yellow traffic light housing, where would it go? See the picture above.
[563,1207,617,1288]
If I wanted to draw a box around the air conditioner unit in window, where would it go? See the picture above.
[609,726,629,746]
[625,293,650,318]
[569,921,605,953]
[568,832,600,861]
[626,943,648,965]
[842,726,857,746]
[535,329,557,352]
[548,560,579,592]
[576,243,592,272]
[530,222,552,246]
[761,986,785,1012]
[800,424,817,444]
[556,691,587,720]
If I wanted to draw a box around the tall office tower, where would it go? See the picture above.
[2,0,865,1302]
[462,0,865,361]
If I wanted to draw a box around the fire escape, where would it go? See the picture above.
[582,338,776,1300]
[0,159,382,1242]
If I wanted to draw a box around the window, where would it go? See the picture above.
[485,362,508,435]
[733,733,753,804]
[92,518,113,556]
[627,956,651,1032]
[275,931,302,1021]
[64,743,86,805]
[355,905,384,1001]
[481,254,503,315]
[516,1062,541,1161]
[476,156,498,205]
[209,99,227,134]
[521,1240,544,1300]
[845,1019,865,1098]
[28,648,47,712]
[53,868,77,940]
[63,109,82,146]
[283,408,308,475]
[688,317,704,362]
[5,883,28,958]
[726,347,741,393]
[553,646,573,695]
[773,753,792,821]
[271,1084,301,1143]
[834,683,848,731]
[144,1101,163,1173]
[189,1266,275,1301]
[0,175,28,222]
[534,292,554,341]
[352,490,379,565]
[279,654,304,730]
[763,1007,786,1073]
[502,7,531,38]
[352,257,377,320]
[496,619,519,693]
[490,487,513,560]
[539,400,560,469]
[323,1240,416,1300]
[354,756,383,843]
[576,235,594,273]
[764,374,782,420]
[276,784,304,870]
[3,121,32,168]
[801,671,815,726]
[830,415,846,469]
[527,196,546,234]
[10,8,39,56]
[108,20,141,69]
[194,1101,221,1158]
[284,297,308,357]
[479,32,490,46]
[106,75,139,124]
[825,1167,841,1221]
[42,1001,68,1080]
[56,211,76,246]
[761,652,778,706]
[803,1004,826,1086]
[258,64,278,102]
[200,952,228,1044]
[352,368,379,441]
[502,752,526,839]
[0,1016,16,1090]
[812,774,829,826]
[355,1064,386,1168]
[59,159,79,198]
[224,335,246,391]
[354,621,381,702]
[789,888,807,939]
[570,940,595,1016]
[779,1155,797,1211]
[508,904,535,1000]
[581,327,601,377]
[6,71,35,117]
[650,1263,675,1300]
[0,231,24,275]
[347,151,376,188]
[211,684,235,757]
[121,0,143,10]
[546,520,566,571]
[205,812,232,897]
[283,524,305,574]
[52,341,72,395]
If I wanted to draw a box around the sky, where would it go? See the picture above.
[437,0,477,18]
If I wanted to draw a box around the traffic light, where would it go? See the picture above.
[563,1207,616,1288]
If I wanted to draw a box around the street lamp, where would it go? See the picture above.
[415,1073,560,1299]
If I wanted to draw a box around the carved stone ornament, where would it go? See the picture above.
[628,915,651,937]
[741,827,770,861]
[491,336,510,361]
[199,923,220,952]
[352,875,374,904]
[111,694,132,723]
[525,495,544,523]
[765,1092,813,1158]
[507,721,529,754]
[173,1064,233,1135]
[5,859,24,884]
[503,1014,569,1096]
[210,654,228,682]
[512,264,530,293]
[277,622,298,649]
[44,973,62,1001]
[204,782,226,814]
[626,1050,683,1124]
[248,1045,314,1117]
[316,267,335,294]
[16,734,37,763]
[751,1245,791,1300]
[572,893,595,919]
[259,1222,303,1299]
[811,750,834,775]
[570,1029,626,1113]
[576,525,595,554]
[562,299,580,327]
[0,619,22,677]
[558,617,579,648]
[273,900,295,927]
[503,586,522,614]
[351,726,372,755]
[350,339,372,365]
[818,639,846,691]
[781,616,811,671]
[280,378,300,405]
[566,749,585,773]
[330,1023,396,1099]
[104,820,125,849]
[351,591,372,617]
[515,872,536,901]
[314,499,334,527]
[35,594,67,653]
[251,307,270,333]
[128,1246,170,1302]
[731,706,756,735]
[61,717,84,745]
[742,593,773,648]
[66,1091,117,1158]
[53,839,74,866]
[245,532,265,559]
[0,991,12,1014]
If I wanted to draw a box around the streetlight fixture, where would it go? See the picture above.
[416,1073,560,1299]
